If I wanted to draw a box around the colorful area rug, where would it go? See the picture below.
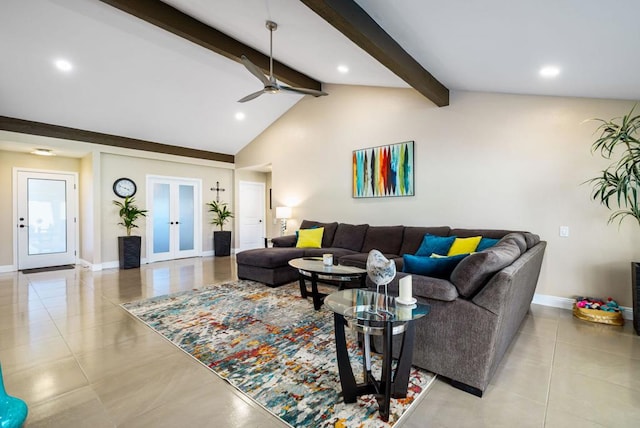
[122,280,435,427]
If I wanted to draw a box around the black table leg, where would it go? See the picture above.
[298,275,307,298]
[311,273,322,310]
[334,313,358,403]
[377,319,394,422]
[392,320,416,398]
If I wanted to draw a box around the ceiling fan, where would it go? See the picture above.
[238,20,328,103]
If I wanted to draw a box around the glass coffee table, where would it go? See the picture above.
[325,289,430,422]
[288,257,367,310]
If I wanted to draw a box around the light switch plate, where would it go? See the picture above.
[559,226,569,237]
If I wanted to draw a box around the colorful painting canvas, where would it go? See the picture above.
[353,141,414,198]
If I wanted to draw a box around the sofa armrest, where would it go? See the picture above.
[272,235,297,247]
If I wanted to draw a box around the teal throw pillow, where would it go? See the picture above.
[476,237,500,252]
[414,234,456,257]
[402,253,468,279]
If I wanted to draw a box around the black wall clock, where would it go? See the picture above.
[113,177,137,198]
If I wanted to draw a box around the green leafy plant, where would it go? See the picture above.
[207,200,234,231]
[113,196,148,236]
[586,106,640,227]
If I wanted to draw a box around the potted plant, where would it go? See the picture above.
[586,105,640,334]
[113,196,148,269]
[207,200,234,256]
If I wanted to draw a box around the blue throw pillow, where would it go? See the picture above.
[414,234,456,257]
[476,237,500,252]
[402,254,468,279]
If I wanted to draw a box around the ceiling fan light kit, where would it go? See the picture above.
[238,20,328,103]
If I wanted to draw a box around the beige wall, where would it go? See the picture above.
[236,86,640,306]
[0,150,80,267]
[101,153,234,263]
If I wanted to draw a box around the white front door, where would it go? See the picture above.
[16,170,77,270]
[239,181,265,251]
[147,176,201,263]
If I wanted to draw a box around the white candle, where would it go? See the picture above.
[399,275,412,301]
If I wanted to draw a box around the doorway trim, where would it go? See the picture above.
[12,167,79,272]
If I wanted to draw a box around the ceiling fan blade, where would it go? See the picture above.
[240,55,270,86]
[279,85,328,97]
[238,89,267,103]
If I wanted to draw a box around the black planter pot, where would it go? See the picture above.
[214,231,232,257]
[118,236,141,269]
[633,262,640,335]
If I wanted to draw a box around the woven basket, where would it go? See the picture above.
[573,304,624,326]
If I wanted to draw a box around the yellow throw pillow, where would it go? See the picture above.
[447,236,482,256]
[296,227,324,248]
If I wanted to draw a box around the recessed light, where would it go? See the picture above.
[31,148,56,156]
[539,65,560,78]
[337,65,349,74]
[54,59,73,72]
[235,112,246,121]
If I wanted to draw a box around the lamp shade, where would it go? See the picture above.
[275,206,292,219]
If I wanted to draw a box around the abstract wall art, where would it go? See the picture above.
[352,141,414,198]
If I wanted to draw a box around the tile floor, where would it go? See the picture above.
[1,256,639,427]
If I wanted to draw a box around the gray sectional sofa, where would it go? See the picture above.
[236,220,546,396]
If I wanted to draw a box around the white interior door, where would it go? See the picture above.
[147,176,201,263]
[239,181,265,251]
[16,170,77,270]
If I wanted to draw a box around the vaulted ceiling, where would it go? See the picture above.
[1,0,638,160]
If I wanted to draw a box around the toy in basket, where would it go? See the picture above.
[573,297,624,326]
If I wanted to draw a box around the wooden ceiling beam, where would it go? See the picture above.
[0,116,234,163]
[300,0,449,107]
[99,0,322,91]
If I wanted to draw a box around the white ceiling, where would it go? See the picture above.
[1,0,638,158]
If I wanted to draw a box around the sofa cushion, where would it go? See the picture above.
[476,237,499,252]
[296,227,324,248]
[361,226,405,254]
[415,234,456,257]
[399,226,451,255]
[302,247,359,260]
[236,248,305,268]
[450,239,522,298]
[449,228,520,239]
[523,232,540,249]
[447,236,481,256]
[403,253,468,279]
[300,220,338,248]
[332,223,369,251]
[339,252,401,270]
[369,272,459,302]
[498,232,527,253]
[272,235,297,247]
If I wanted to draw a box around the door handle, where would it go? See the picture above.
[19,224,26,228]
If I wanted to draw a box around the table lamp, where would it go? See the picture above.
[275,206,292,236]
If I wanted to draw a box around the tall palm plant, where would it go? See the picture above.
[207,200,234,231]
[113,196,148,236]
[587,106,640,226]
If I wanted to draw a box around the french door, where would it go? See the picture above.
[147,176,201,263]
[16,170,77,270]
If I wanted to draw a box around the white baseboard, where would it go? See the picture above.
[78,259,103,271]
[101,261,120,270]
[0,265,16,273]
[533,293,633,320]
[202,250,214,257]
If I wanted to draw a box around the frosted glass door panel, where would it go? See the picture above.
[148,177,201,263]
[28,178,67,255]
[179,185,194,251]
[153,183,171,254]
